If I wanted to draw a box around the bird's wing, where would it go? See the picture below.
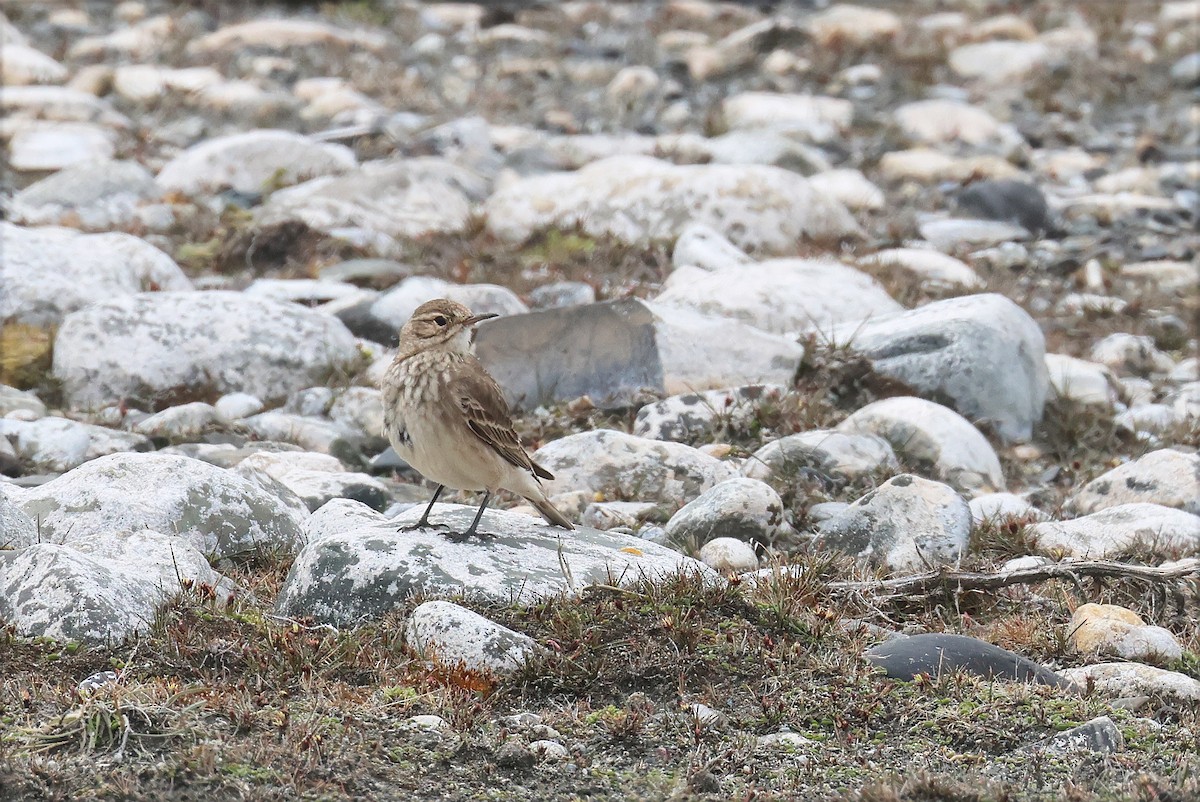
[451,359,553,480]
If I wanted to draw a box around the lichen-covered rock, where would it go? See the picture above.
[741,430,898,485]
[0,489,36,549]
[0,222,191,328]
[52,291,362,411]
[1059,663,1200,704]
[533,429,736,505]
[7,160,163,230]
[484,155,861,255]
[17,452,306,558]
[1069,450,1200,516]
[815,474,971,573]
[0,530,232,644]
[275,501,712,624]
[633,384,785,443]
[0,416,150,473]
[838,397,1004,496]
[655,259,901,334]
[133,402,218,441]
[1028,504,1200,558]
[664,478,788,547]
[828,294,1048,442]
[240,412,365,464]
[156,129,356,195]
[406,600,537,679]
[1089,333,1174,377]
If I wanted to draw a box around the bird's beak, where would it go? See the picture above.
[464,313,499,327]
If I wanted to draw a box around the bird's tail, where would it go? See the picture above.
[527,491,574,530]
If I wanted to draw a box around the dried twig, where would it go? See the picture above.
[827,559,1200,597]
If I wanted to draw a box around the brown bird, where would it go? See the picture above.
[381,298,574,538]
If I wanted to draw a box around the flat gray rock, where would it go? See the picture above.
[16,452,307,558]
[816,474,971,573]
[274,500,712,625]
[828,294,1048,442]
[0,222,191,328]
[1027,503,1200,559]
[156,129,356,195]
[741,429,898,485]
[52,291,362,411]
[474,299,804,411]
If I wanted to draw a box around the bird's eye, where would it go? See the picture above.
[433,315,448,327]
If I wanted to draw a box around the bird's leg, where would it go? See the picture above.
[401,485,446,531]
[448,492,492,541]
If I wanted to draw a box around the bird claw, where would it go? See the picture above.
[443,529,490,542]
[399,521,451,532]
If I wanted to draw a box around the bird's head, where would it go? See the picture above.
[397,298,498,356]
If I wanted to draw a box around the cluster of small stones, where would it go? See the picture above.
[1,0,1198,790]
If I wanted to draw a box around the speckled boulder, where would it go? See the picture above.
[664,477,789,547]
[633,384,785,443]
[741,429,898,485]
[17,452,307,557]
[828,294,1048,442]
[837,397,1004,496]
[52,291,362,411]
[0,416,150,472]
[1027,504,1200,558]
[274,500,712,625]
[406,600,537,679]
[0,490,37,549]
[1069,450,1200,516]
[533,429,737,506]
[815,474,971,573]
[0,222,191,328]
[484,155,861,255]
[1059,663,1200,704]
[0,529,233,644]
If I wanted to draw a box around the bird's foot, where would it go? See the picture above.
[399,520,451,532]
[443,528,491,543]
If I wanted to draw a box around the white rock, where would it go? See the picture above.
[838,397,1004,496]
[918,218,1030,250]
[878,149,1021,183]
[0,222,191,328]
[0,43,67,85]
[741,430,897,483]
[256,158,485,246]
[329,387,385,440]
[156,130,356,196]
[655,259,901,334]
[859,248,984,291]
[671,223,753,272]
[806,170,885,211]
[0,416,150,473]
[1069,603,1183,664]
[828,294,1049,442]
[241,413,363,458]
[0,491,37,549]
[277,500,713,622]
[17,452,306,557]
[948,40,1050,82]
[243,279,363,305]
[894,99,1023,149]
[1171,382,1200,420]
[1070,450,1200,515]
[534,429,736,506]
[807,5,900,46]
[214,393,264,422]
[757,731,812,750]
[1055,293,1127,317]
[234,450,389,513]
[7,160,163,230]
[405,600,536,678]
[1089,334,1174,376]
[484,155,861,255]
[816,474,971,573]
[189,19,388,54]
[720,92,852,142]
[52,291,361,411]
[1115,404,1179,436]
[8,122,115,171]
[1045,354,1119,407]
[696,537,759,573]
[1120,260,1198,291]
[133,402,218,440]
[0,386,47,418]
[1028,504,1200,558]
[112,65,222,102]
[665,478,788,548]
[0,86,129,127]
[1060,663,1200,703]
[581,501,661,531]
[969,492,1046,525]
[68,15,172,60]
[0,530,232,643]
[1170,358,1199,384]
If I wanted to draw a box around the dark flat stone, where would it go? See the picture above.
[865,632,1067,687]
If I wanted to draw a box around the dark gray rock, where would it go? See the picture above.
[865,633,1066,686]
[956,179,1053,234]
[1029,716,1124,755]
